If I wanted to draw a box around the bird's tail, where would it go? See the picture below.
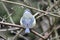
[25,28,30,33]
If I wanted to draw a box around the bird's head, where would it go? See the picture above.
[23,9,33,18]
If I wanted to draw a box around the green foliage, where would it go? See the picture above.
[0,3,7,18]
[12,6,25,24]
[7,6,26,24]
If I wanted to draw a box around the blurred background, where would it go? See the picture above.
[0,0,60,40]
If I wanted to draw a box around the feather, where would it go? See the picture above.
[20,9,36,33]
[25,28,30,33]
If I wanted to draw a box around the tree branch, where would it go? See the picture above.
[0,22,23,28]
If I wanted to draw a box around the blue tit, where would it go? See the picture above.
[20,9,36,33]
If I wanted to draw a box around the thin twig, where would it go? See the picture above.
[0,27,19,31]
[0,22,23,28]
[56,25,60,30]
[36,0,60,19]
[2,2,25,40]
[45,26,55,39]
[13,29,23,40]
[1,0,46,12]
[1,2,14,24]
[1,2,25,40]
[54,29,59,40]
[48,13,60,17]
[44,0,60,17]
[1,2,17,40]
[47,0,59,11]
[31,29,45,39]
[0,0,60,40]
[47,0,52,7]
[13,29,28,40]
[36,13,44,19]
[45,0,60,15]
[33,12,40,17]
[19,34,28,40]
[1,0,60,18]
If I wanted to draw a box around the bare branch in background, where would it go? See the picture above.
[0,22,22,28]
[0,27,19,31]
[1,0,60,18]
[0,0,60,40]
[13,29,23,40]
[1,2,14,24]
[31,29,45,39]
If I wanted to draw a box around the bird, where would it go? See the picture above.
[20,9,36,33]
